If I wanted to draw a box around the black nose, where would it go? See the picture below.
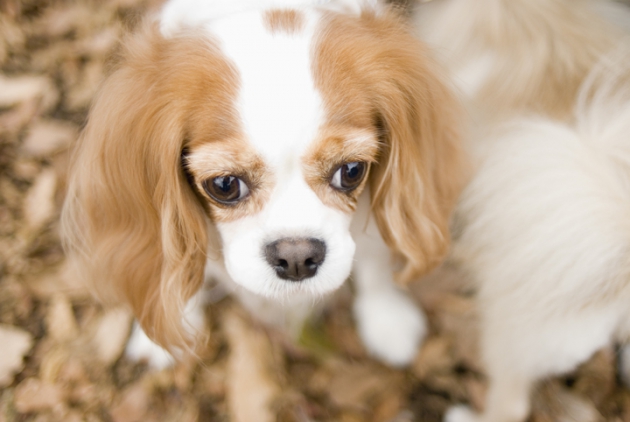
[264,238,326,282]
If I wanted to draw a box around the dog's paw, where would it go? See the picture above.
[353,289,427,366]
[444,405,481,422]
[125,322,174,370]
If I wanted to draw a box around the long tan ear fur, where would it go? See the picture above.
[61,25,235,351]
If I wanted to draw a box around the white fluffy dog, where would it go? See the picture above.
[412,0,630,421]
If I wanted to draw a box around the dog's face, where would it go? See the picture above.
[62,2,463,347]
[182,9,383,297]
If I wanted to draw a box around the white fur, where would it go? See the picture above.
[351,190,427,366]
[410,1,630,420]
[125,0,424,369]
[194,8,357,299]
[445,54,630,422]
[126,322,175,369]
[126,290,207,368]
[412,0,624,95]
[160,0,382,36]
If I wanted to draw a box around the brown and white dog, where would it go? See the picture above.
[61,0,464,368]
[413,0,630,421]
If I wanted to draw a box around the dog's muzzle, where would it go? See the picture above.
[264,238,326,282]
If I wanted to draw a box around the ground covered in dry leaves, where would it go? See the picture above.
[2,1,630,421]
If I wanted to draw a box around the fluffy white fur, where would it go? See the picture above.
[449,96,630,422]
[159,0,382,35]
[411,0,630,421]
[62,0,463,369]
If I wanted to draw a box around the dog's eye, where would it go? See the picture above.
[330,162,367,192]
[202,176,250,205]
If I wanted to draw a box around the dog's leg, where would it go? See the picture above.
[125,321,175,369]
[350,192,427,366]
[125,284,208,369]
[445,317,535,422]
[446,298,619,422]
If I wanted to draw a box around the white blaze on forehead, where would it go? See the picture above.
[210,10,324,169]
[159,0,375,36]
[156,4,367,298]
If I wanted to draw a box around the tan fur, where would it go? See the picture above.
[61,25,239,352]
[263,9,305,35]
[314,9,466,283]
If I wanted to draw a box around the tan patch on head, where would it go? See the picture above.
[185,138,272,223]
[263,9,305,35]
[302,126,379,213]
[311,8,466,282]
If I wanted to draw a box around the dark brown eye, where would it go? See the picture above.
[330,162,367,192]
[202,176,250,205]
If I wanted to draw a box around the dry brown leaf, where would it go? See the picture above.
[572,348,616,407]
[110,381,150,422]
[65,60,105,111]
[39,346,70,385]
[435,294,481,371]
[12,159,41,181]
[199,364,227,398]
[0,75,58,111]
[25,260,91,300]
[327,362,386,410]
[224,307,280,422]
[91,308,133,365]
[0,14,25,63]
[46,294,79,343]
[13,378,66,413]
[76,27,121,58]
[463,376,487,413]
[0,324,33,387]
[61,410,85,422]
[339,410,367,422]
[0,98,39,134]
[412,336,454,380]
[22,168,57,234]
[382,410,415,422]
[34,4,97,38]
[68,382,99,408]
[555,389,603,422]
[371,393,405,422]
[22,119,78,158]
[163,397,198,422]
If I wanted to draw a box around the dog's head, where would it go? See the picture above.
[62,1,463,349]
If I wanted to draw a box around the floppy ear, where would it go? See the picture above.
[366,12,466,283]
[313,9,466,283]
[61,26,231,351]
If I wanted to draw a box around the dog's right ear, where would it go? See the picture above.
[61,24,237,352]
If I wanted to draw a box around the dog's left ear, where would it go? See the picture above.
[365,12,466,283]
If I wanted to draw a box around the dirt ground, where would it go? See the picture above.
[2,0,630,421]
